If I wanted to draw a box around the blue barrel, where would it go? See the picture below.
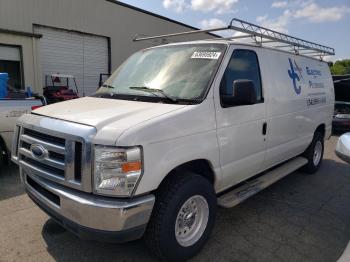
[0,73,9,98]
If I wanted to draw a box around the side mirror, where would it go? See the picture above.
[221,80,257,107]
[335,133,350,164]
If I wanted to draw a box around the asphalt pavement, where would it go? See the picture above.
[0,136,349,262]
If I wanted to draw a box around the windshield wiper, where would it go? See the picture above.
[91,92,116,98]
[129,86,178,103]
[102,84,115,89]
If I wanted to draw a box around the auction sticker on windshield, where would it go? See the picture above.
[191,51,221,59]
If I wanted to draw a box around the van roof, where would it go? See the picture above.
[147,40,330,63]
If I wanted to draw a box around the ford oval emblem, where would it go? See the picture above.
[30,144,47,159]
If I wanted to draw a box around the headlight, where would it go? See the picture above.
[93,145,142,196]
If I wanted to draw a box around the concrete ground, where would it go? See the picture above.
[0,136,349,262]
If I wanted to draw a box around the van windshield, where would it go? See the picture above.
[93,44,226,103]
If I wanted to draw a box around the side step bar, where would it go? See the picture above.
[217,157,308,208]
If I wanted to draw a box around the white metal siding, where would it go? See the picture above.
[83,35,108,95]
[34,26,108,95]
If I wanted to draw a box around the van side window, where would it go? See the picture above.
[220,49,263,104]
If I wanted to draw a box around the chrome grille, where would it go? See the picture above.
[23,128,66,146]
[12,114,96,192]
[19,129,66,178]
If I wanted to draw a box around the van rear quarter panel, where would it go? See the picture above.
[260,49,334,169]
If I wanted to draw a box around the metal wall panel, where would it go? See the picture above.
[83,35,108,95]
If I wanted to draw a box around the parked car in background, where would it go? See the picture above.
[336,133,350,164]
[333,102,350,133]
[0,72,45,165]
[333,75,350,133]
[335,133,350,262]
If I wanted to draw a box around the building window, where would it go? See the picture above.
[0,45,23,91]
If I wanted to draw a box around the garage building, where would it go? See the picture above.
[0,0,213,95]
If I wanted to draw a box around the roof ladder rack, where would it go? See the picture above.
[133,18,335,60]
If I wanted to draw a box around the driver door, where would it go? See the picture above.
[214,47,267,190]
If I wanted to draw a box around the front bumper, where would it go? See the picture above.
[22,171,155,242]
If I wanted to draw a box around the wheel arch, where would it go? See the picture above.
[0,134,8,154]
[156,159,217,191]
[315,123,326,138]
[0,134,9,161]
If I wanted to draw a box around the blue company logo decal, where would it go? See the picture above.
[288,58,303,95]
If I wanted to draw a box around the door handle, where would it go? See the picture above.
[262,122,267,135]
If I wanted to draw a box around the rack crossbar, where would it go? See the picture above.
[229,18,334,55]
[133,18,335,58]
[133,26,229,42]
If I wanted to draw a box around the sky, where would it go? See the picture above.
[118,0,350,61]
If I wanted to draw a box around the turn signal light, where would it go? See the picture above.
[122,161,142,173]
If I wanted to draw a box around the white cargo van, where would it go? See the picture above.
[12,19,334,261]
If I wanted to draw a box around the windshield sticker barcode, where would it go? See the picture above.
[191,52,221,60]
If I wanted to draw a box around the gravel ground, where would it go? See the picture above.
[0,136,349,262]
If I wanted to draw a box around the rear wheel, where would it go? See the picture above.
[144,173,216,261]
[0,143,5,166]
[301,132,324,174]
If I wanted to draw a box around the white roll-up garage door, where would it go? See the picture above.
[34,26,109,96]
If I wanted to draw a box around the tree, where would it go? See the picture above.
[330,59,350,75]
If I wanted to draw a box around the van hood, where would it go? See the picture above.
[33,97,186,130]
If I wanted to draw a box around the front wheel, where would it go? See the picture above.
[301,132,324,174]
[144,173,216,261]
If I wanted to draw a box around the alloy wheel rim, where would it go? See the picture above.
[313,141,323,166]
[175,195,209,247]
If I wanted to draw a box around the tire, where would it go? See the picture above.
[301,132,324,174]
[0,143,5,166]
[144,173,217,261]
